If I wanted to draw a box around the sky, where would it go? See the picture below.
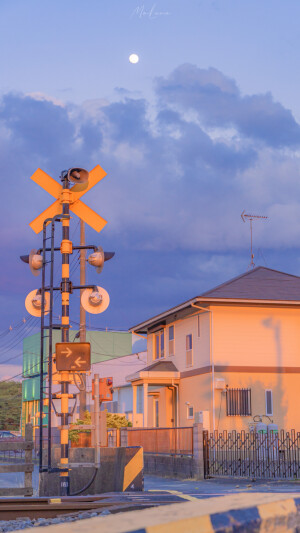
[1,0,300,376]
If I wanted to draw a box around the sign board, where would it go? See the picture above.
[29,165,107,234]
[55,342,91,371]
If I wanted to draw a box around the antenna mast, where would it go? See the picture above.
[241,210,268,269]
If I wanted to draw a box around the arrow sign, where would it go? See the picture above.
[56,342,91,372]
[73,357,84,368]
[61,347,72,358]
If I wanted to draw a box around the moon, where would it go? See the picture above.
[129,54,139,64]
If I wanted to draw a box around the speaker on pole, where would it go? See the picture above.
[66,167,89,184]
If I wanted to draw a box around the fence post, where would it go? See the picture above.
[120,427,128,447]
[193,423,204,480]
[25,423,33,495]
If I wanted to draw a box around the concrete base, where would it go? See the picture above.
[144,454,203,479]
[39,447,143,497]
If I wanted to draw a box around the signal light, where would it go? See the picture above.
[81,286,110,314]
[87,246,115,274]
[99,377,113,402]
[20,249,43,276]
[25,289,50,317]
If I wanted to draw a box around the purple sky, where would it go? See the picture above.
[1,0,300,376]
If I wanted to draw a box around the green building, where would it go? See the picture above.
[21,330,133,434]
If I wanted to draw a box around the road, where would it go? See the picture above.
[1,464,300,501]
[144,474,300,499]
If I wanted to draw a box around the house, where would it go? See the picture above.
[21,330,134,435]
[129,266,300,432]
[78,351,147,423]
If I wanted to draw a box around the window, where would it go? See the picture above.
[186,334,193,367]
[137,386,143,414]
[226,388,251,416]
[169,325,174,356]
[154,399,159,427]
[154,330,165,359]
[265,390,273,416]
[197,315,201,337]
[187,405,194,420]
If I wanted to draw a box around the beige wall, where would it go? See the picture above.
[148,312,210,371]
[178,370,300,431]
[214,370,300,432]
[212,305,300,367]
[145,304,300,431]
[179,373,212,428]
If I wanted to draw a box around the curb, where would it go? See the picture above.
[129,496,300,532]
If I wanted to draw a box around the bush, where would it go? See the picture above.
[69,410,132,443]
[107,413,132,428]
[69,410,91,444]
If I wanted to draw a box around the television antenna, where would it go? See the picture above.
[241,210,268,269]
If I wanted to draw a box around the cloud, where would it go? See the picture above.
[155,64,300,148]
[1,64,300,334]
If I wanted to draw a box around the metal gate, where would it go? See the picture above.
[203,429,300,479]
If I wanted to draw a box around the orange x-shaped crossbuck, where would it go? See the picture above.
[29,165,107,234]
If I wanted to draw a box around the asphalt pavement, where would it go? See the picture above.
[144,474,300,499]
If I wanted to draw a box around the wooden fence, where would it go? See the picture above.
[127,427,194,455]
[0,424,33,496]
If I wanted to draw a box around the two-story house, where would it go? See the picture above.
[129,266,300,432]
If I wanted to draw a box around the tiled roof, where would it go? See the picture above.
[141,360,178,372]
[199,266,300,301]
[130,266,300,333]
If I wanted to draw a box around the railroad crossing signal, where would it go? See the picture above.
[55,342,91,371]
[100,377,113,402]
[29,165,108,234]
[92,377,113,401]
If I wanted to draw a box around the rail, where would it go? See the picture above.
[0,424,33,496]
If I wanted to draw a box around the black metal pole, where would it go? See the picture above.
[39,217,53,472]
[48,214,69,472]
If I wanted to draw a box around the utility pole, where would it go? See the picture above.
[79,220,87,418]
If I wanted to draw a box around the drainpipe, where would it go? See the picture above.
[172,380,179,427]
[191,303,215,434]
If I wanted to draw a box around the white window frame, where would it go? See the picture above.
[153,330,165,360]
[186,334,193,367]
[168,325,174,356]
[187,405,194,420]
[197,314,201,337]
[265,389,273,416]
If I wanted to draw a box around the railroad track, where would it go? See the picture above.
[0,492,186,521]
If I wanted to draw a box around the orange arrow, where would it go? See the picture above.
[29,165,107,234]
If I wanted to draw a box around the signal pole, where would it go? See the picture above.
[60,172,71,496]
[79,220,87,417]
[22,165,114,497]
